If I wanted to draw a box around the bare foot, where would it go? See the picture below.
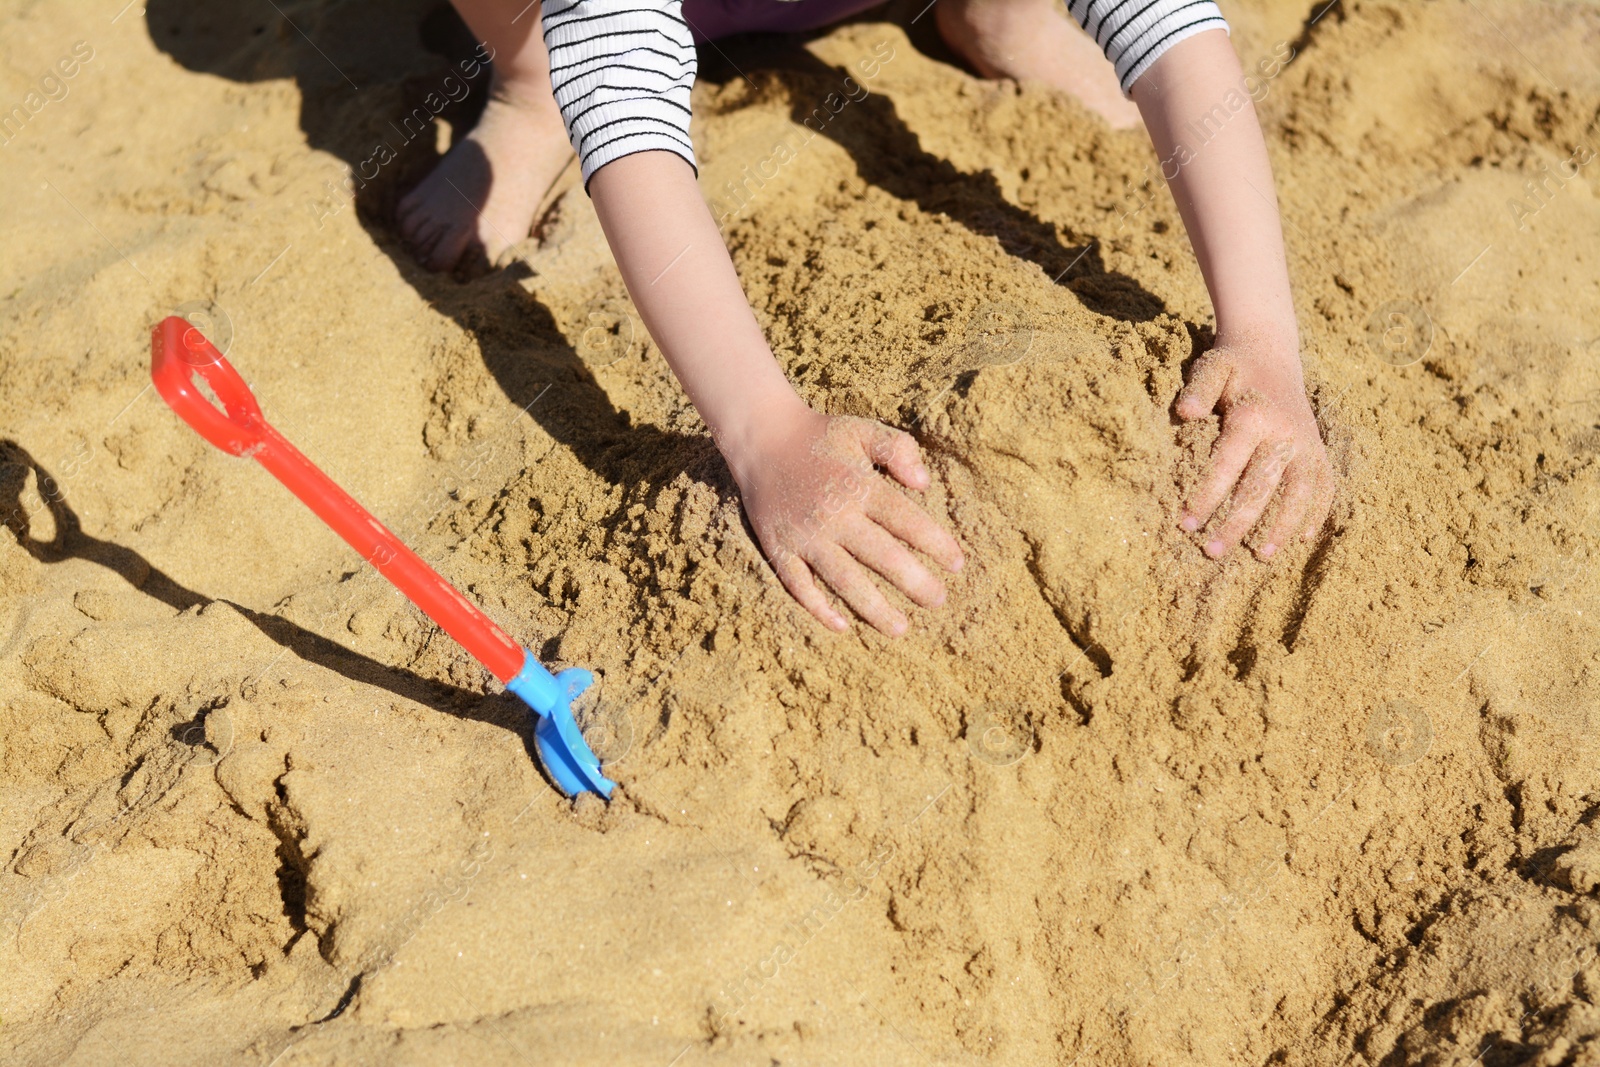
[397,81,574,272]
[936,0,1144,130]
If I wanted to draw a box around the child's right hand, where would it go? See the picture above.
[726,408,965,636]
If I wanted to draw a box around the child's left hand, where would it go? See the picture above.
[1174,335,1334,559]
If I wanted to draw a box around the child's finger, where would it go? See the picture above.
[839,515,947,609]
[865,424,930,491]
[1181,414,1263,531]
[1301,468,1336,541]
[1175,350,1234,420]
[805,541,910,637]
[1205,446,1282,557]
[771,552,849,632]
[1257,460,1318,558]
[865,488,965,573]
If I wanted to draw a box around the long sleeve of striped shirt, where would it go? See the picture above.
[1069,0,1229,92]
[542,0,700,186]
[544,0,1227,187]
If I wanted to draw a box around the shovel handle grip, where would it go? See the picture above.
[149,317,527,683]
[150,316,266,455]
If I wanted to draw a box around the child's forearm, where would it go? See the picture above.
[588,152,810,464]
[1131,31,1298,351]
[1128,31,1334,555]
[588,151,962,635]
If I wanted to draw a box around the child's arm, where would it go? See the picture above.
[1130,30,1335,559]
[589,155,965,635]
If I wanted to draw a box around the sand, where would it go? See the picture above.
[3,0,1600,1063]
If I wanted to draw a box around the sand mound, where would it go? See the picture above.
[4,0,1600,1063]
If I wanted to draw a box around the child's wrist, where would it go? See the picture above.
[1215,318,1300,358]
[710,389,818,477]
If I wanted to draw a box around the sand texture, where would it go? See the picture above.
[4,0,1600,1063]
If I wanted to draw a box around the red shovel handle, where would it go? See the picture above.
[150,317,267,456]
[149,317,527,683]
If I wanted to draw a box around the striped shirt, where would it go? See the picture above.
[543,0,1228,186]
[1071,0,1229,91]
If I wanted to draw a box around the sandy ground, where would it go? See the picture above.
[3,0,1600,1063]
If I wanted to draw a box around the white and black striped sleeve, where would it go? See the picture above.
[1067,0,1230,94]
[542,0,698,187]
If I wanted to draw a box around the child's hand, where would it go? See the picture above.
[729,409,965,636]
[1175,337,1334,559]
[1129,33,1336,560]
[586,155,962,634]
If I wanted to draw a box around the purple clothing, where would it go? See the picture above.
[681,0,887,42]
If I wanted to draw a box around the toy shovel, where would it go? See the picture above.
[150,316,613,798]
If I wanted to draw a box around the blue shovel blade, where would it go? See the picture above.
[536,701,614,798]
[506,651,615,798]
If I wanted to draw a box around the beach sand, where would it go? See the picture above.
[3,0,1600,1063]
